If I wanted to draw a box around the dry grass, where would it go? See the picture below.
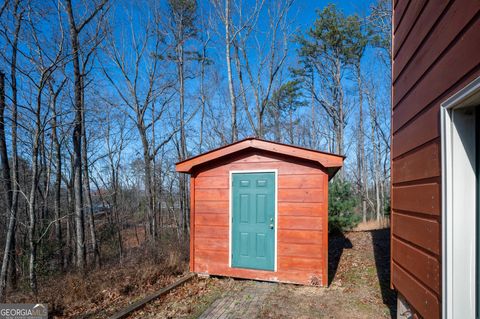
[7,226,188,319]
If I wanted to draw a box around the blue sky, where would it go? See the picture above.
[101,0,389,156]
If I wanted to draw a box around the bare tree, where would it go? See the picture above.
[64,0,108,270]
[225,0,237,141]
[233,0,292,138]
[0,71,12,302]
[102,3,176,239]
[48,77,66,271]
[166,0,197,233]
[365,79,382,221]
[0,0,22,301]
[213,0,264,142]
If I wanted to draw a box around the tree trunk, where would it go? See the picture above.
[334,59,344,180]
[51,99,64,271]
[80,79,100,267]
[7,0,21,290]
[233,42,257,136]
[225,0,237,142]
[27,88,44,295]
[310,72,316,148]
[355,63,367,222]
[65,0,86,270]
[177,25,189,235]
[0,71,14,302]
[139,128,155,239]
[367,86,382,222]
[273,106,281,142]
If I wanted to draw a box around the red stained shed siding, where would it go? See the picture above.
[392,0,480,318]
[190,151,329,286]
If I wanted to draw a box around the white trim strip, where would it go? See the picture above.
[441,76,480,319]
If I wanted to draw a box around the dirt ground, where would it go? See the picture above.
[127,229,396,319]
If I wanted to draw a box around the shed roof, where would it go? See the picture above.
[176,137,345,179]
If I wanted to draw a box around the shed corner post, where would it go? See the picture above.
[323,173,329,287]
[189,173,196,273]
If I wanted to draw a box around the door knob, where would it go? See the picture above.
[269,224,274,229]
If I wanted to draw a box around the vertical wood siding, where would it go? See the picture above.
[191,151,328,286]
[392,1,480,318]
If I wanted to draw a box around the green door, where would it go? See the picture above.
[232,172,275,271]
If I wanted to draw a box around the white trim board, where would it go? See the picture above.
[228,169,278,272]
[441,76,480,319]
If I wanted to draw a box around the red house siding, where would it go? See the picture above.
[391,0,480,318]
[190,151,329,286]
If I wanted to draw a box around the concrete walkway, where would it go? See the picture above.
[198,281,276,319]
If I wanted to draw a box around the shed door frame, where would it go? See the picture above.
[441,76,480,319]
[229,169,278,271]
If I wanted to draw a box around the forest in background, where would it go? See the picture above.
[0,0,391,302]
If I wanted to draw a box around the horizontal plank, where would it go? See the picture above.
[278,174,324,189]
[278,188,324,203]
[195,213,228,226]
[195,189,228,201]
[232,154,282,163]
[195,237,228,251]
[195,176,228,189]
[278,243,324,258]
[197,161,323,177]
[195,174,325,190]
[195,225,228,239]
[278,256,323,272]
[393,0,448,80]
[278,202,324,217]
[392,237,440,293]
[193,262,324,285]
[278,230,323,245]
[195,204,326,226]
[195,249,228,264]
[393,0,480,106]
[195,200,228,214]
[195,215,324,231]
[392,0,427,58]
[392,140,440,184]
[392,104,439,159]
[392,262,440,319]
[393,0,410,31]
[392,182,440,216]
[393,19,480,132]
[195,201,326,216]
[392,212,440,255]
[278,216,324,231]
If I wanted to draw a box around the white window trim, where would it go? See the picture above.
[441,76,480,319]
[228,169,278,272]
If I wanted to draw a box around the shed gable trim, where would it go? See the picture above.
[176,138,344,176]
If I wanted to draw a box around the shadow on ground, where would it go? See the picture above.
[371,228,397,319]
[328,231,352,285]
[329,228,396,318]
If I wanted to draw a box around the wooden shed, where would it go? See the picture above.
[391,1,480,318]
[176,138,344,286]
